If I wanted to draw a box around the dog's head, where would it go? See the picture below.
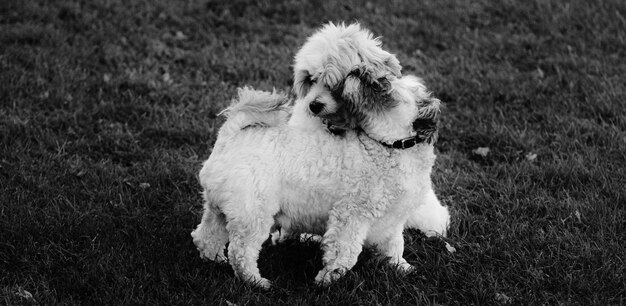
[293,22,402,100]
[307,65,441,147]
[290,22,402,133]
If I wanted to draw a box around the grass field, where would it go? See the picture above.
[1,0,625,304]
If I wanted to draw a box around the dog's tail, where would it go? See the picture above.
[217,87,291,139]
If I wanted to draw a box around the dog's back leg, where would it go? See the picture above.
[191,192,229,263]
[226,212,274,289]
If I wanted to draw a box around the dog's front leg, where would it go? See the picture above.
[374,227,414,273]
[191,199,228,263]
[315,211,368,286]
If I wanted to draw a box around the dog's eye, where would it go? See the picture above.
[373,77,390,92]
[371,77,389,92]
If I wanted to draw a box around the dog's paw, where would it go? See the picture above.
[314,267,345,286]
[191,229,227,263]
[395,261,415,274]
[198,245,228,263]
[242,275,272,290]
[255,277,272,290]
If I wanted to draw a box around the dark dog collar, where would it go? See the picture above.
[381,134,431,149]
[380,117,438,149]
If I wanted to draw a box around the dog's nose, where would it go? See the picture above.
[309,101,324,114]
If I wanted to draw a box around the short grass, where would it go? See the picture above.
[1,0,625,305]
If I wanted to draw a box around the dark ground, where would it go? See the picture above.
[1,0,625,305]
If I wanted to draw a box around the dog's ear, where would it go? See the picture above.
[342,64,395,112]
[371,77,391,93]
[419,97,441,120]
[414,97,441,144]
[346,65,392,93]
[293,70,313,98]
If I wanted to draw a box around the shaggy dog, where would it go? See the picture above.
[191,66,443,288]
[286,22,449,239]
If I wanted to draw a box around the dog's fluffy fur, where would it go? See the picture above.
[192,69,444,288]
[287,23,449,238]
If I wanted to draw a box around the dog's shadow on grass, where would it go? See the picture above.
[256,238,381,291]
[251,231,451,291]
[257,238,324,290]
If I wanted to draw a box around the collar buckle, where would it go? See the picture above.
[391,137,416,149]
[387,135,421,149]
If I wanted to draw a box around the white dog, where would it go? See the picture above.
[191,66,443,288]
[285,22,449,239]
